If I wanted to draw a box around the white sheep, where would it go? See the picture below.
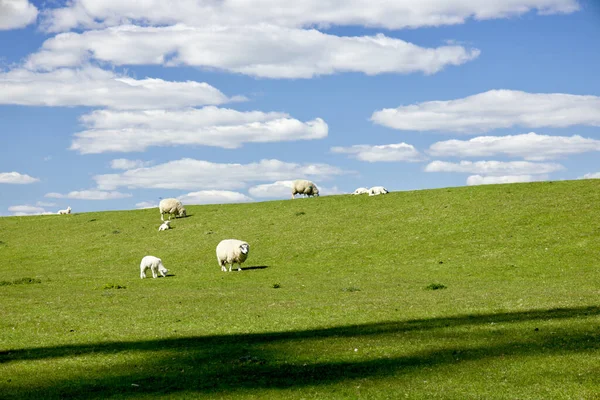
[368,186,389,196]
[159,198,186,221]
[291,179,320,199]
[352,187,369,195]
[158,220,171,231]
[216,239,250,272]
[140,255,168,279]
[57,206,71,215]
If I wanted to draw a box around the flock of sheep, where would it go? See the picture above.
[57,179,387,279]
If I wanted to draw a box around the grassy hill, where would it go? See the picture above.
[1,179,599,399]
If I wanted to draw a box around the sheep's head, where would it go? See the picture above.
[240,243,249,255]
[179,208,187,218]
[313,187,320,196]
[158,265,168,274]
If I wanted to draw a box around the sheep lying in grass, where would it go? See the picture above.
[216,239,250,272]
[352,187,369,195]
[57,206,71,215]
[368,186,389,196]
[159,198,186,221]
[140,255,168,279]
[291,179,319,199]
[158,220,171,231]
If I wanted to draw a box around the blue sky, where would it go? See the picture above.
[1,0,599,216]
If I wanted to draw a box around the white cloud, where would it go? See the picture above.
[331,143,424,162]
[110,159,153,170]
[248,180,295,198]
[178,190,253,205]
[40,0,579,32]
[424,160,564,176]
[36,201,56,207]
[372,90,600,133]
[25,24,480,78]
[45,190,132,200]
[72,108,328,153]
[0,67,235,109]
[8,205,53,216]
[429,132,600,160]
[579,172,600,180]
[94,158,347,191]
[0,171,39,184]
[466,174,548,186]
[0,0,38,30]
[135,201,158,209]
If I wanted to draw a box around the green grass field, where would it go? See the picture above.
[1,180,599,399]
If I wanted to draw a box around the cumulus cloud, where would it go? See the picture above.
[135,201,158,209]
[45,190,132,200]
[248,180,295,198]
[579,172,600,179]
[0,0,38,30]
[40,0,579,32]
[429,132,600,160]
[466,174,548,186]
[0,171,39,184]
[25,24,480,78]
[71,108,328,153]
[424,160,564,176]
[0,67,235,109]
[331,143,424,162]
[94,158,347,191]
[110,159,153,170]
[8,205,53,216]
[178,190,253,205]
[372,90,600,133]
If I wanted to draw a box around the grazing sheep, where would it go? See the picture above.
[368,186,389,196]
[291,179,320,199]
[158,220,171,231]
[216,239,250,272]
[159,198,186,221]
[57,206,71,215]
[352,187,369,195]
[140,255,168,279]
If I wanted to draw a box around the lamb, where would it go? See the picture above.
[291,179,320,199]
[368,186,389,196]
[159,198,186,221]
[57,206,71,215]
[140,255,168,279]
[158,220,171,231]
[352,187,369,195]
[216,239,250,272]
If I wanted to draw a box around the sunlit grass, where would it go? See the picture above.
[1,180,599,398]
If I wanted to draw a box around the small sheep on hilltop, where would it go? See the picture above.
[216,239,250,272]
[140,255,168,279]
[57,206,71,215]
[291,179,319,199]
[158,220,171,231]
[369,186,389,196]
[352,187,369,195]
[159,198,186,221]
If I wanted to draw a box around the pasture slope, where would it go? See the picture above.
[1,179,599,399]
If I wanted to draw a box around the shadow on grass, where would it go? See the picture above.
[241,265,269,271]
[1,306,599,398]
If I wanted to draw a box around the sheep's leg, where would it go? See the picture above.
[228,264,233,272]
[160,213,164,222]
[220,261,227,272]
[140,269,146,279]
[237,263,242,272]
[151,266,158,278]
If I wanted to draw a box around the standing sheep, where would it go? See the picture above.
[158,220,171,231]
[352,187,369,195]
[57,206,71,215]
[140,255,168,279]
[291,179,320,199]
[159,198,186,221]
[216,239,250,272]
[368,186,389,196]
